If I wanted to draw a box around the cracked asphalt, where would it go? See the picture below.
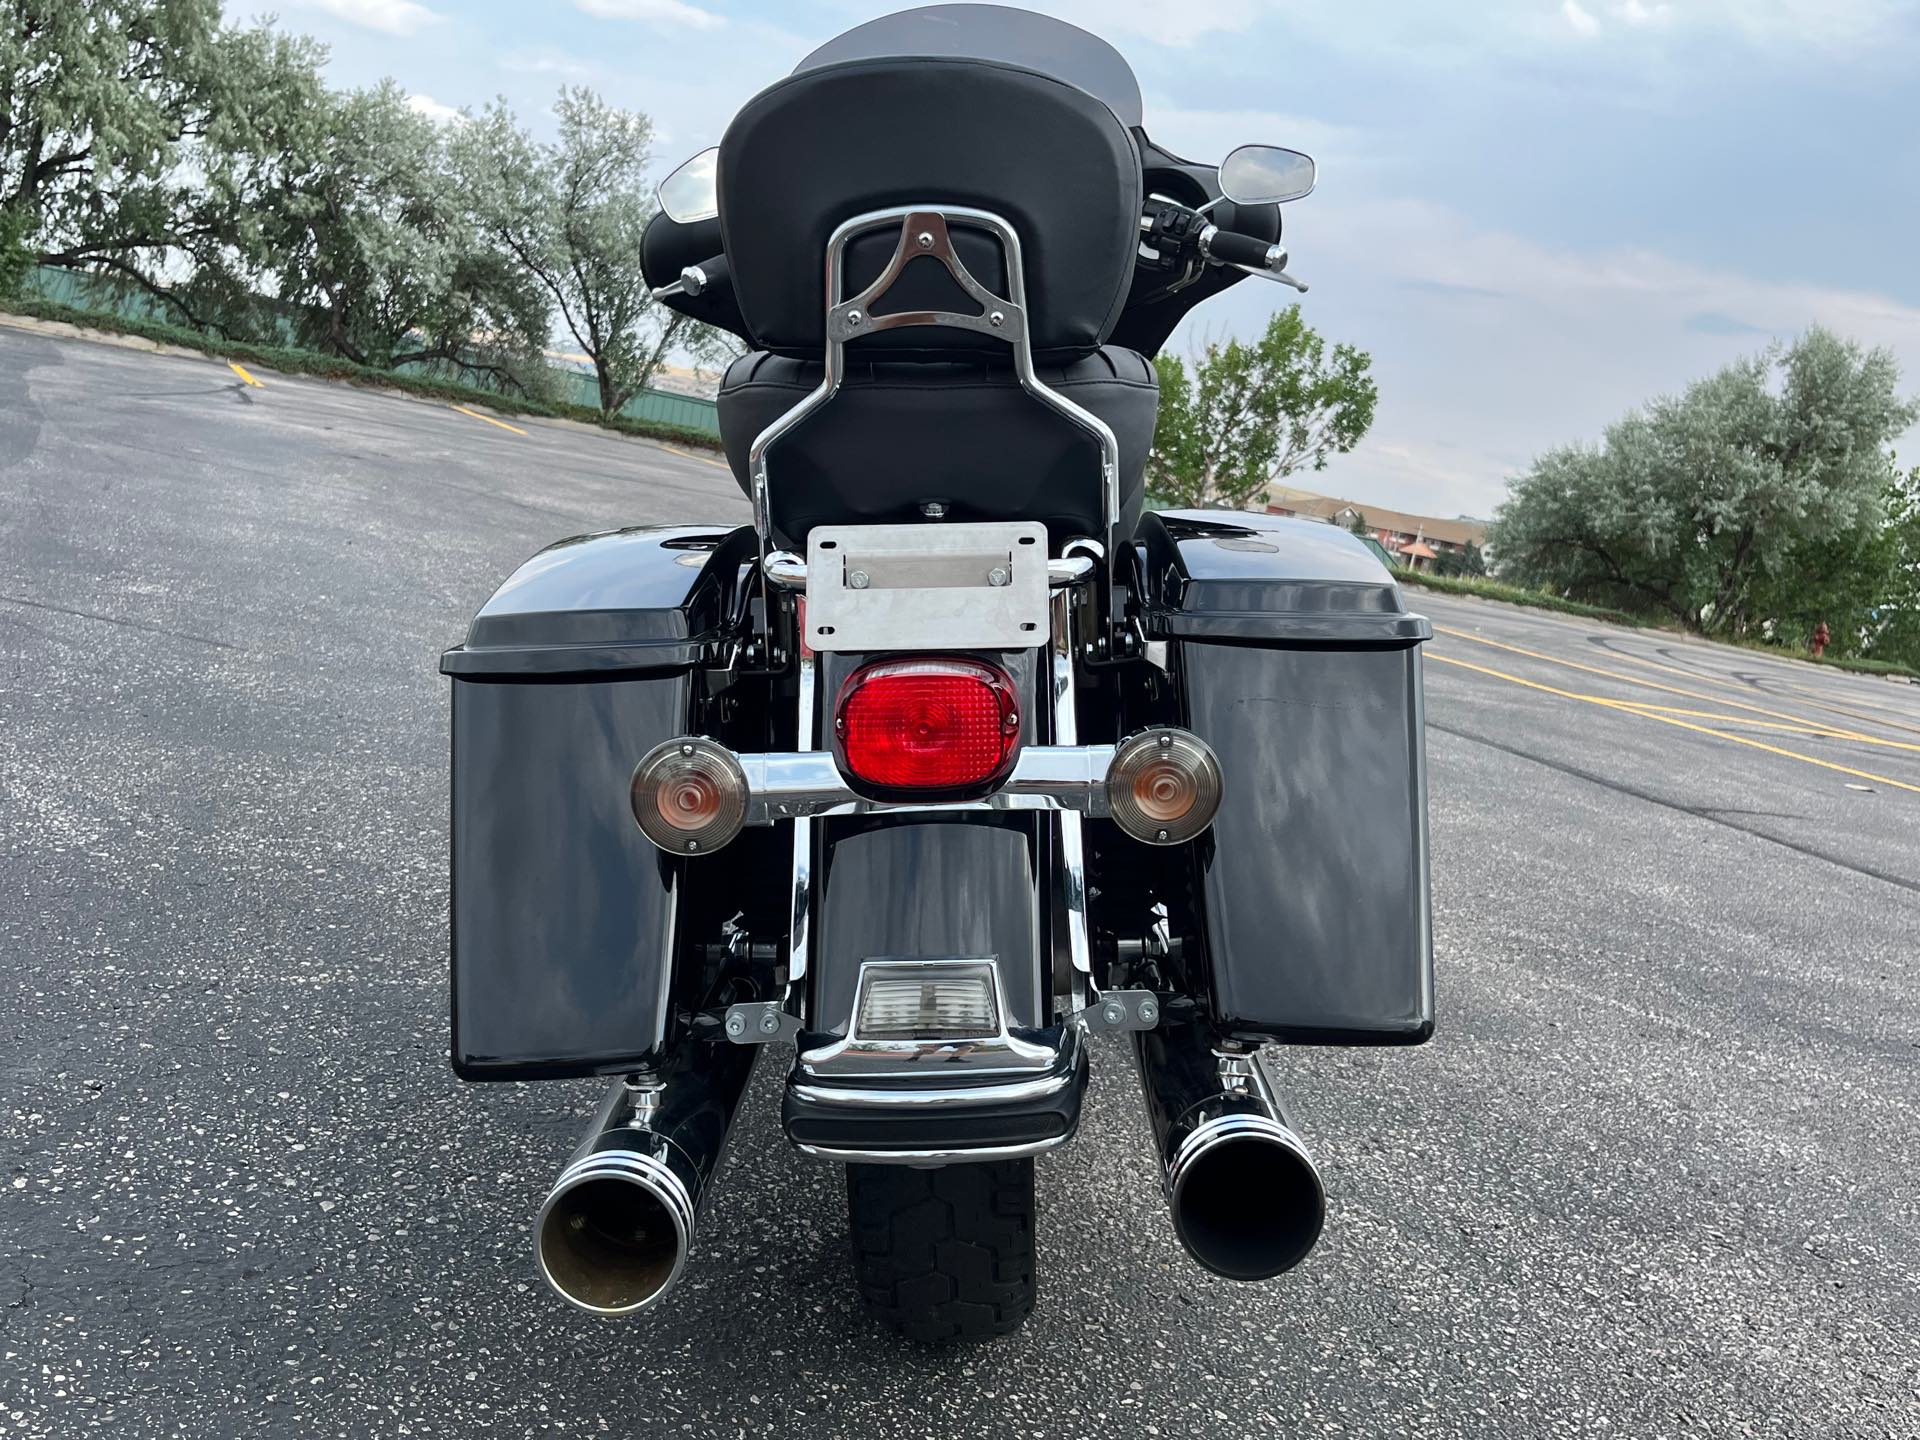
[3,327,1918,1438]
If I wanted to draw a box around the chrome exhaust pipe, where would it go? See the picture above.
[534,1030,758,1316]
[1131,1013,1325,1281]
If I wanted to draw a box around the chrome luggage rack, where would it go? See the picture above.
[744,203,1126,651]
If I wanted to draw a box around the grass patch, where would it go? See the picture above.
[1396,569,1647,627]
[1723,635,1920,681]
[0,295,725,453]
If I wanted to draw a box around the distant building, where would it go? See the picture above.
[1265,485,1488,572]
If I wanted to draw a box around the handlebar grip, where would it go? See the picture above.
[1202,229,1281,270]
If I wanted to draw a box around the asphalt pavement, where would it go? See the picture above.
[3,326,1917,1438]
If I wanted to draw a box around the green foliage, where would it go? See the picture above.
[3,4,729,401]
[1491,329,1919,643]
[0,204,32,297]
[454,88,736,415]
[1428,539,1487,579]
[1148,306,1378,509]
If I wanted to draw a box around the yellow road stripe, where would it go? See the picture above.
[1433,624,1893,747]
[450,404,528,436]
[661,443,728,470]
[1428,651,1920,795]
[228,362,262,387]
[1596,643,1920,740]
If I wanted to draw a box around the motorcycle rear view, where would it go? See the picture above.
[441,4,1432,1343]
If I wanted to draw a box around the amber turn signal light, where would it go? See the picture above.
[630,739,748,854]
[1105,729,1222,845]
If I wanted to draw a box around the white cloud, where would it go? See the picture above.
[295,0,441,37]
[1175,195,1920,517]
[405,93,464,124]
[1561,0,1603,37]
[1617,0,1672,26]
[574,0,724,29]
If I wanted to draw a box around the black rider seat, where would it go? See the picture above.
[715,346,1157,548]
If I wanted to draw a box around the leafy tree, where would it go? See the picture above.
[1433,540,1488,579]
[455,87,726,415]
[1491,328,1918,635]
[1148,306,1377,509]
[0,1,323,323]
[231,80,548,383]
[0,200,30,296]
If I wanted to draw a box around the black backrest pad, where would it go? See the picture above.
[718,57,1142,358]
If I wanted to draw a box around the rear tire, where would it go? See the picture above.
[846,1159,1036,1343]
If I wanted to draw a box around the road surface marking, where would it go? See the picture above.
[1427,651,1920,795]
[1433,624,1894,747]
[450,405,528,436]
[228,363,262,387]
[1593,643,1920,740]
[661,444,729,470]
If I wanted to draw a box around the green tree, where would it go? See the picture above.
[1148,306,1377,509]
[1491,328,1918,635]
[231,80,548,382]
[0,1,322,323]
[455,87,726,415]
[1434,539,1488,579]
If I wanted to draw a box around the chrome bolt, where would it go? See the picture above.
[1138,999,1160,1025]
[682,743,695,755]
[849,570,871,590]
[921,501,948,518]
[989,310,1005,327]
[725,1013,746,1038]
[987,566,1010,587]
[758,1011,782,1035]
[1159,733,1173,747]
[1156,829,1170,843]
[686,840,700,852]
[916,231,934,248]
[845,309,863,327]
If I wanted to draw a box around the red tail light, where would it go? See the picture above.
[834,658,1021,794]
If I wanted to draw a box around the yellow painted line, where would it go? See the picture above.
[1433,624,1892,747]
[661,443,728,470]
[1428,651,1920,795]
[450,404,528,436]
[1596,643,1920,740]
[228,362,262,387]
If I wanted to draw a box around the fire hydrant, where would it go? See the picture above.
[1811,620,1831,658]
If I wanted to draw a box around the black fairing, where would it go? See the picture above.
[441,525,757,1080]
[1136,511,1435,1045]
[717,56,1142,359]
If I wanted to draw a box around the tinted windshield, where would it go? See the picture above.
[795,4,1143,129]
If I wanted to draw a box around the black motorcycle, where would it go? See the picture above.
[441,4,1432,1343]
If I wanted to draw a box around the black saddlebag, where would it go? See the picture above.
[1142,511,1434,1046]
[440,525,753,1079]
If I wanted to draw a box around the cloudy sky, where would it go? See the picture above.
[234,0,1920,520]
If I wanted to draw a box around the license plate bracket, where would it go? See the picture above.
[804,522,1050,652]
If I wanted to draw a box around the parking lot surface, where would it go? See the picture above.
[4,330,1917,1437]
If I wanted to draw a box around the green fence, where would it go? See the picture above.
[23,264,723,437]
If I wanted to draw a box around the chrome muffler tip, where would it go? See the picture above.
[534,1148,697,1316]
[1167,1112,1326,1281]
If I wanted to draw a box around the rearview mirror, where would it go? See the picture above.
[658,147,719,225]
[1218,145,1317,206]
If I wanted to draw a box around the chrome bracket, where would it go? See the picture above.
[723,1000,802,1046]
[1075,990,1161,1034]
